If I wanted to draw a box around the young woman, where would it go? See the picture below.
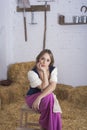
[25,49,62,130]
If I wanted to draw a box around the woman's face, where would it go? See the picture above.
[39,53,51,69]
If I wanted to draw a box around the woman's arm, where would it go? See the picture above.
[32,81,57,111]
[39,81,56,98]
[36,62,49,90]
[38,70,49,90]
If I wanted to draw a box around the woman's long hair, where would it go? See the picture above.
[36,49,54,66]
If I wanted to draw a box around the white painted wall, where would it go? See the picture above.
[0,1,7,79]
[0,0,87,87]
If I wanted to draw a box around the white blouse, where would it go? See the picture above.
[28,67,58,88]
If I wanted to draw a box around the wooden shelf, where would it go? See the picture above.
[58,15,87,25]
[59,23,87,25]
[16,5,50,12]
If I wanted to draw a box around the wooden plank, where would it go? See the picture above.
[59,23,87,25]
[16,127,29,130]
[27,122,39,126]
[16,127,40,130]
[16,5,50,12]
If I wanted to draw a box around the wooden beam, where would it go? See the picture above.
[16,5,50,12]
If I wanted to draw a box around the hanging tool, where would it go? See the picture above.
[30,11,37,25]
[43,1,47,50]
[37,0,54,50]
[23,5,27,41]
[17,0,31,42]
[80,5,87,13]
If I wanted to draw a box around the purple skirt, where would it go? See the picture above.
[25,92,62,130]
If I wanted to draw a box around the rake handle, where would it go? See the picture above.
[24,16,27,41]
[43,10,46,50]
[43,1,47,50]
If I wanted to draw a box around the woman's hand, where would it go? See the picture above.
[32,96,41,112]
[36,62,47,72]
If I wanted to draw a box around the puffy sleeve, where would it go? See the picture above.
[28,70,42,88]
[50,67,58,83]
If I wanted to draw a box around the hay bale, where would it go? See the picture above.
[0,84,23,109]
[54,84,87,108]
[54,84,73,100]
[0,83,30,108]
[0,87,10,105]
[68,86,87,108]
[0,61,35,107]
[7,61,35,85]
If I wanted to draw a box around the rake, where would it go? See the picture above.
[37,0,55,50]
[17,0,31,41]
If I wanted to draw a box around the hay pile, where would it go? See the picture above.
[0,61,35,108]
[0,62,87,130]
[0,85,87,130]
[7,61,35,85]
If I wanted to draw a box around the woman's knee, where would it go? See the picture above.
[39,93,54,110]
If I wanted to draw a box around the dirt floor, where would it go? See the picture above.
[0,97,87,130]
